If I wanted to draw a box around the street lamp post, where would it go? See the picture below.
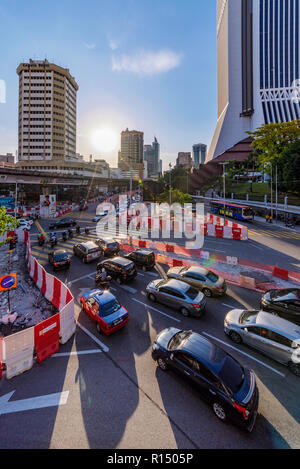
[219,162,229,219]
[169,163,172,205]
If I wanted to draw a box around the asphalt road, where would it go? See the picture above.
[0,203,299,449]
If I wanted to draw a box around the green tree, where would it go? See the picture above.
[157,188,192,205]
[0,207,19,246]
[276,140,300,196]
[247,120,300,165]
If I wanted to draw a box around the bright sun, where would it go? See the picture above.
[90,127,119,153]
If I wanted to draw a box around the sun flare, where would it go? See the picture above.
[90,127,119,153]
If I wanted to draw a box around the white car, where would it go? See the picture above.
[19,218,34,226]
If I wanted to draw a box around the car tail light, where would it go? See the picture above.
[233,402,250,420]
[193,304,201,308]
[216,286,223,290]
[54,263,58,267]
[68,259,70,263]
[86,255,89,262]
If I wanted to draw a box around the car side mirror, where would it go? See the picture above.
[170,353,174,360]
[243,328,248,333]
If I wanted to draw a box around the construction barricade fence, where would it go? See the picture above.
[0,231,76,380]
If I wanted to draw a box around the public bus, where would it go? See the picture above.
[209,200,254,222]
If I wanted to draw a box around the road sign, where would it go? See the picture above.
[0,273,17,292]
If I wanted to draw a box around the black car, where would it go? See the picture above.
[125,250,155,271]
[95,237,120,257]
[49,218,76,230]
[48,249,70,271]
[97,257,137,284]
[260,289,300,326]
[152,328,259,432]
[73,241,102,263]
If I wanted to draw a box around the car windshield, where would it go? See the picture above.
[124,262,134,270]
[239,310,259,324]
[185,287,199,300]
[218,357,245,394]
[88,248,100,254]
[168,331,193,350]
[206,272,219,283]
[54,253,68,261]
[101,299,121,317]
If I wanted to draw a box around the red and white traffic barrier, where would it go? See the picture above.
[0,232,75,381]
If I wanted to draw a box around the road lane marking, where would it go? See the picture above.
[76,322,109,352]
[222,303,238,309]
[201,332,285,377]
[67,272,96,286]
[119,285,137,294]
[132,298,181,323]
[52,350,103,357]
[0,390,69,416]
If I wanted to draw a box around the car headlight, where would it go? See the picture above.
[224,318,229,327]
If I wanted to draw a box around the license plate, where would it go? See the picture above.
[114,319,123,326]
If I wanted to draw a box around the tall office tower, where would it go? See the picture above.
[118,128,144,179]
[193,144,207,168]
[144,136,160,178]
[207,0,300,161]
[17,59,78,163]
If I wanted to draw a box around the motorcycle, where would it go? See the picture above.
[286,221,296,229]
[95,274,112,290]
[38,237,45,247]
[50,236,57,248]
[76,226,81,235]
[68,229,73,239]
[85,227,90,235]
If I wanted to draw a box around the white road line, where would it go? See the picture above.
[77,322,109,352]
[119,285,137,294]
[67,272,96,286]
[132,298,181,323]
[222,303,238,309]
[138,273,145,277]
[52,350,103,357]
[201,332,285,377]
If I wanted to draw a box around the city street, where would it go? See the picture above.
[0,203,300,449]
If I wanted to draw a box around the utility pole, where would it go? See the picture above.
[219,162,228,219]
[169,163,172,205]
[14,182,18,220]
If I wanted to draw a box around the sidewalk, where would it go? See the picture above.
[253,215,300,233]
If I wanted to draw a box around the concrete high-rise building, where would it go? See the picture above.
[118,128,144,179]
[17,59,78,164]
[176,152,193,169]
[192,144,207,168]
[144,136,160,178]
[207,0,300,161]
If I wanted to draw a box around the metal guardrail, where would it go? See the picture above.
[193,195,300,215]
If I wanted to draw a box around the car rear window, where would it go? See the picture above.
[88,248,100,254]
[206,272,219,283]
[54,253,68,261]
[218,357,245,394]
[186,287,199,300]
[101,299,121,317]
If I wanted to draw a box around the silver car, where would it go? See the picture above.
[146,279,206,317]
[224,309,300,376]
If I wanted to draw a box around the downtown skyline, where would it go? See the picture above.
[0,0,217,171]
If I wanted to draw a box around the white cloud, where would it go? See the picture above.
[112,49,182,76]
[109,39,119,50]
[84,42,96,50]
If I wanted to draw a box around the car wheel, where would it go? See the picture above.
[288,362,300,377]
[180,307,190,317]
[212,403,227,422]
[148,293,156,302]
[229,331,242,344]
[203,288,212,298]
[157,358,168,371]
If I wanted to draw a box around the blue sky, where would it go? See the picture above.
[0,0,217,170]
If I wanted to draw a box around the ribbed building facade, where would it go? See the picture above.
[207,0,300,162]
[17,59,78,163]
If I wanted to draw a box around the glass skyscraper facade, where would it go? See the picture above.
[193,144,207,168]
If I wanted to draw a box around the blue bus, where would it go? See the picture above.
[210,201,254,222]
